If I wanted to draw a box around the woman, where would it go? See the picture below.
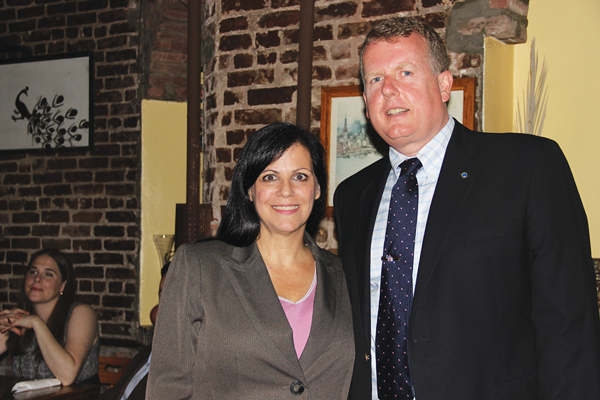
[0,249,99,385]
[147,122,354,399]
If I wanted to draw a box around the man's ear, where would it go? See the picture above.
[363,93,370,119]
[438,70,453,103]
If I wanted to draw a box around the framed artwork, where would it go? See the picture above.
[319,78,476,216]
[447,77,475,130]
[0,52,94,153]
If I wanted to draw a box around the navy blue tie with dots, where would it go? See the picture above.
[376,158,422,399]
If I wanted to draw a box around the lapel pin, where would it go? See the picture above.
[460,172,468,179]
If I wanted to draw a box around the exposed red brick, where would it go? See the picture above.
[222,0,267,12]
[257,52,277,65]
[220,16,248,33]
[12,212,40,224]
[31,225,60,236]
[313,46,327,61]
[227,69,275,87]
[219,34,252,51]
[233,54,254,68]
[41,238,71,249]
[222,112,232,126]
[72,211,102,223]
[234,108,283,125]
[335,64,360,80]
[314,26,333,41]
[272,0,300,7]
[313,65,332,80]
[94,281,107,293]
[62,225,92,237]
[281,49,298,64]
[226,130,246,145]
[4,226,31,236]
[489,0,508,8]
[73,239,102,251]
[256,30,281,48]
[316,2,359,22]
[361,0,415,17]
[248,86,297,105]
[216,148,232,163]
[338,21,373,39]
[258,10,299,28]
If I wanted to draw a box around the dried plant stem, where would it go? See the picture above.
[515,38,549,136]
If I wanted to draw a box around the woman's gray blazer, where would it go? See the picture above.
[146,234,355,400]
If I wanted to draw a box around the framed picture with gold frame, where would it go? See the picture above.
[319,78,476,217]
[447,77,475,130]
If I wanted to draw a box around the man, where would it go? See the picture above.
[100,262,170,400]
[334,16,600,400]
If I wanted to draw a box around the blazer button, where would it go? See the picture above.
[290,380,305,396]
[365,353,370,361]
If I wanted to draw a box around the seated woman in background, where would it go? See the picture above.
[0,249,99,385]
[147,122,354,399]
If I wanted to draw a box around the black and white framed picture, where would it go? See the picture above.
[0,52,94,153]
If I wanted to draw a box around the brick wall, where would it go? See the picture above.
[0,0,188,344]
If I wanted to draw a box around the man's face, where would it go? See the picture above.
[362,34,453,156]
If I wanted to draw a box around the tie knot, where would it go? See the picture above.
[399,158,422,177]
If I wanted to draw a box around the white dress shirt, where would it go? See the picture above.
[369,117,454,399]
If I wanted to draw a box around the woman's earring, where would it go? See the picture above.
[60,291,63,296]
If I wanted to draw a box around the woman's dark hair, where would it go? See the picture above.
[6,248,77,358]
[217,122,327,247]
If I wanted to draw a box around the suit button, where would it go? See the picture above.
[365,353,370,361]
[290,380,305,396]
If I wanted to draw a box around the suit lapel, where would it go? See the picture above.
[220,243,303,375]
[354,158,391,338]
[299,237,341,369]
[412,123,482,312]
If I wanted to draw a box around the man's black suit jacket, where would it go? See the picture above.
[334,121,600,399]
[100,346,151,400]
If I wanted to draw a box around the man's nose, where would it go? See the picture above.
[381,77,398,97]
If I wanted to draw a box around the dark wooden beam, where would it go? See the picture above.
[296,0,315,130]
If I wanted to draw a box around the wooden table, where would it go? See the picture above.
[0,376,100,400]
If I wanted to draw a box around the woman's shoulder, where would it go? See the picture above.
[71,303,95,315]
[67,303,97,325]
[178,238,237,256]
[64,303,98,342]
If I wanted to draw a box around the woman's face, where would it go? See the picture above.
[249,144,321,239]
[24,254,66,306]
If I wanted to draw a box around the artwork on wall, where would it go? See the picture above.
[0,53,94,153]
[447,77,475,130]
[319,78,476,216]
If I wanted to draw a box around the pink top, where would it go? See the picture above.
[279,270,317,358]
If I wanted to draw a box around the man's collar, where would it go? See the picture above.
[389,116,454,179]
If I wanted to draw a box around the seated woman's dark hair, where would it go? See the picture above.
[6,248,77,357]
[217,122,327,247]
